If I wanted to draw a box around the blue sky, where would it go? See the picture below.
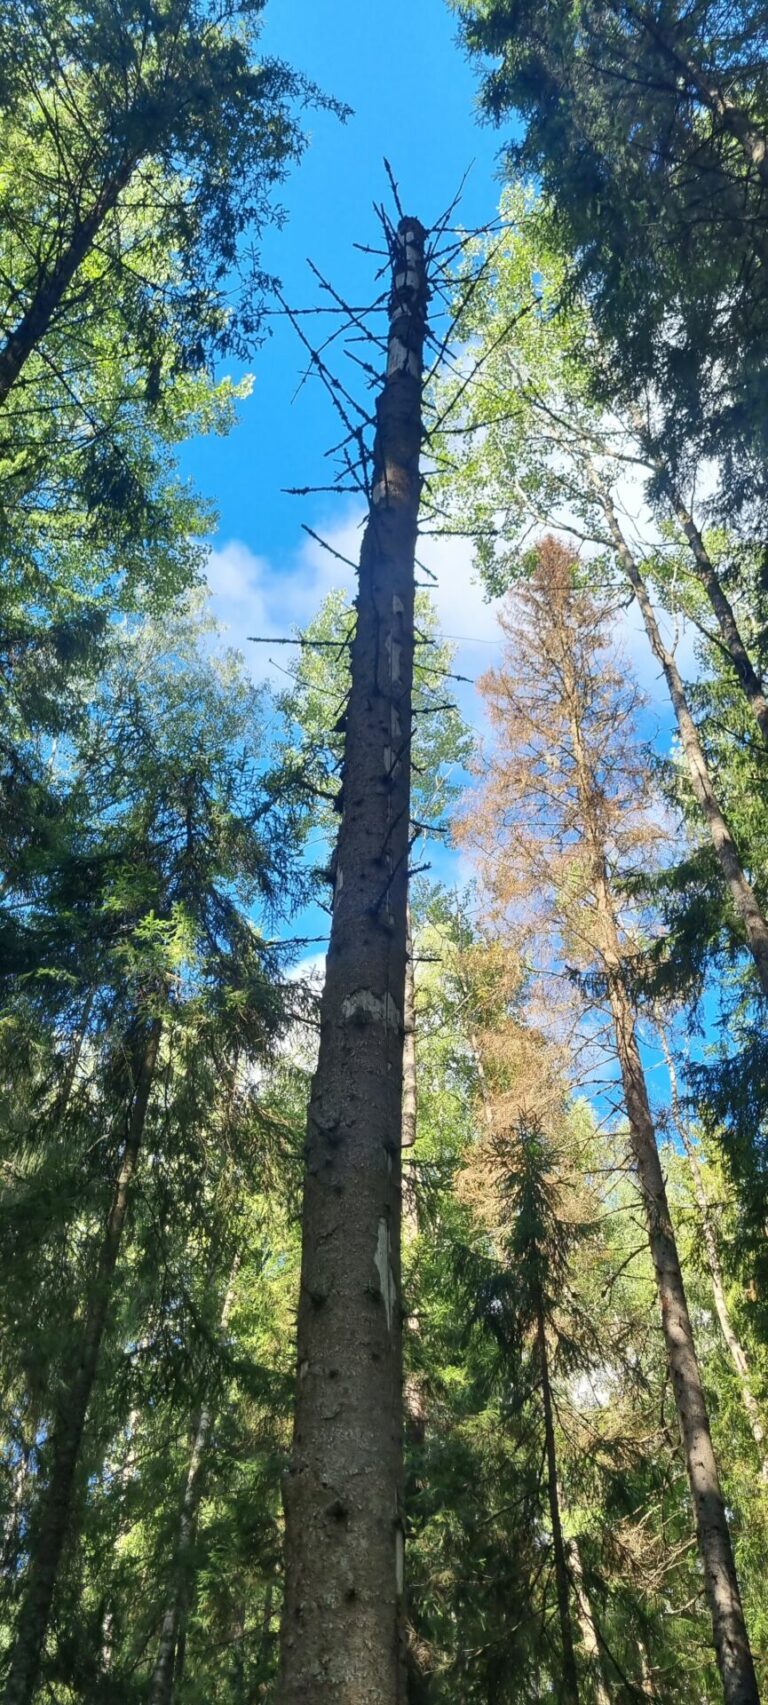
[183,0,686,722]
[179,0,706,1111]
[181,0,691,913]
[183,0,502,562]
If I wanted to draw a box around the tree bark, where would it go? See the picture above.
[603,900,758,1705]
[536,1296,580,1705]
[402,909,418,1158]
[148,1256,240,1705]
[568,1537,611,1705]
[637,1637,657,1700]
[401,906,419,1247]
[3,1015,161,1705]
[0,165,134,408]
[401,906,426,1443]
[655,1021,768,1475]
[564,679,760,1705]
[598,485,768,999]
[276,217,427,1705]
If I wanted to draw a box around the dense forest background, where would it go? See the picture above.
[1,1,768,1701]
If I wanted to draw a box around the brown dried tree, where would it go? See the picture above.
[460,538,759,1705]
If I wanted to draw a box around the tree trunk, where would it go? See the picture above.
[669,500,768,745]
[0,165,133,408]
[276,217,428,1705]
[148,1256,240,1705]
[53,987,95,1120]
[606,920,757,1705]
[568,1537,611,1705]
[536,1295,580,1705]
[565,680,759,1704]
[401,906,419,1245]
[402,909,418,1158]
[629,428,768,745]
[3,1016,161,1705]
[401,907,426,1444]
[655,1021,768,1475]
[639,15,768,191]
[598,486,768,998]
[637,1637,657,1700]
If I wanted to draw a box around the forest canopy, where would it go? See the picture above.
[1,3,767,1703]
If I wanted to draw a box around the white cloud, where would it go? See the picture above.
[205,510,360,687]
[205,485,699,748]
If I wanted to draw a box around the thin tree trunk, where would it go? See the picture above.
[605,904,758,1705]
[668,497,768,745]
[637,1637,657,1700]
[53,988,95,1119]
[627,425,768,744]
[638,15,768,190]
[401,907,426,1445]
[598,485,768,998]
[536,1296,580,1705]
[261,1580,273,1650]
[402,909,418,1158]
[402,906,419,1245]
[471,1032,495,1130]
[568,1537,611,1705]
[276,217,427,1705]
[148,1256,240,1705]
[655,1021,768,1474]
[3,1016,161,1705]
[565,679,760,1705]
[0,166,133,408]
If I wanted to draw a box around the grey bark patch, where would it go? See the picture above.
[374,1219,396,1331]
[395,1527,404,1596]
[340,989,401,1030]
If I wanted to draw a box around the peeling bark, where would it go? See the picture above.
[277,218,427,1705]
[4,1016,161,1705]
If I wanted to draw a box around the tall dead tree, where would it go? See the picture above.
[277,217,428,1705]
